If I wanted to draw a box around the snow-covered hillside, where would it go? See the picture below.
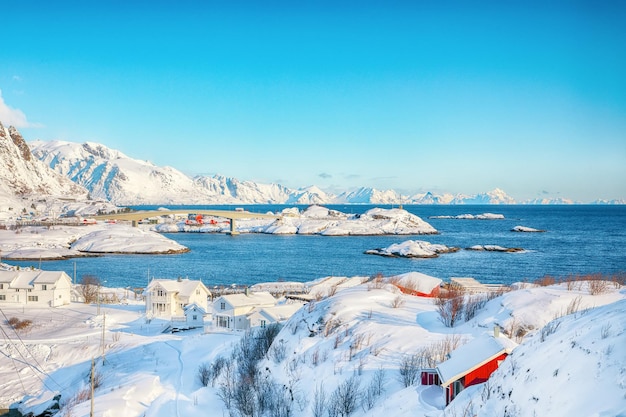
[2,276,624,417]
[449,290,626,417]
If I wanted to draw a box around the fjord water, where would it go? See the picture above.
[11,205,626,290]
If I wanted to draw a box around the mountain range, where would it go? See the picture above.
[1,124,623,207]
[28,139,525,205]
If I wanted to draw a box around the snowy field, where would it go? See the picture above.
[1,276,624,417]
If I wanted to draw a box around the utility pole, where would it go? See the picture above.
[101,313,106,365]
[90,358,95,417]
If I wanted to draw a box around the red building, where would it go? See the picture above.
[436,333,517,405]
[391,271,442,298]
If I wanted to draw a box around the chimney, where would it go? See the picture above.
[245,287,250,296]
[494,325,500,338]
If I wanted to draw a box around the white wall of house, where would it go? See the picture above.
[145,279,211,318]
[0,271,72,307]
[212,292,277,331]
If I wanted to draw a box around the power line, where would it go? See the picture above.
[0,307,64,391]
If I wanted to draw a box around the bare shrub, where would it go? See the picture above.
[311,348,320,366]
[368,273,386,290]
[270,339,288,363]
[566,296,583,315]
[601,323,612,339]
[540,319,561,342]
[198,362,211,387]
[435,287,465,327]
[329,376,361,417]
[463,294,488,321]
[328,285,339,297]
[7,317,33,331]
[563,274,581,291]
[415,334,465,368]
[312,383,327,417]
[391,295,405,309]
[78,275,101,304]
[398,354,421,387]
[534,275,556,287]
[587,276,609,295]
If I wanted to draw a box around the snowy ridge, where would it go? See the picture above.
[28,138,548,206]
[0,124,86,199]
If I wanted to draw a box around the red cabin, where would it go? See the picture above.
[436,334,516,405]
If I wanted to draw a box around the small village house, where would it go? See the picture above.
[144,277,211,317]
[212,290,277,330]
[0,270,72,307]
[436,330,517,404]
[170,302,208,332]
[246,303,304,329]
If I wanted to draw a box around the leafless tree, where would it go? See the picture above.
[78,275,101,304]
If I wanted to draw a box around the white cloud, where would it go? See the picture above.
[0,89,33,128]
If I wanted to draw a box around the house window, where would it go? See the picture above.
[157,290,165,297]
[196,289,200,295]
[42,284,47,290]
[28,296,39,302]
[0,295,5,301]
[193,315,197,320]
[216,315,229,328]
[260,320,266,328]
[0,284,3,289]
[220,302,226,310]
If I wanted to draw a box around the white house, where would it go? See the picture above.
[247,303,304,329]
[213,290,277,330]
[170,302,208,332]
[144,278,211,317]
[0,270,72,307]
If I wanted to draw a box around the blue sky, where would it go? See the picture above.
[1,1,625,202]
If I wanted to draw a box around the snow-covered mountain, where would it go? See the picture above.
[24,137,599,206]
[0,123,93,220]
[0,124,86,199]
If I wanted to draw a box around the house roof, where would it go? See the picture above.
[436,335,517,388]
[0,271,19,284]
[392,271,442,293]
[250,303,304,322]
[0,270,71,288]
[183,302,207,316]
[450,277,489,293]
[217,291,276,308]
[146,278,211,297]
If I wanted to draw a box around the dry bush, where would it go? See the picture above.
[78,275,101,304]
[391,295,405,309]
[368,273,386,290]
[435,287,465,327]
[534,275,556,287]
[566,296,583,315]
[415,334,465,368]
[562,274,583,291]
[327,285,339,297]
[587,276,609,295]
[7,317,33,331]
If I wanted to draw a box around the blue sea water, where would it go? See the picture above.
[8,205,626,290]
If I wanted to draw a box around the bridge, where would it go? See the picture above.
[90,209,281,235]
